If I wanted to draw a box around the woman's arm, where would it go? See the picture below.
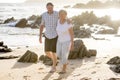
[69,27,74,51]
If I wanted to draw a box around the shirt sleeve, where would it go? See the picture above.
[40,14,45,26]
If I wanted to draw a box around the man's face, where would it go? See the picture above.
[46,5,53,12]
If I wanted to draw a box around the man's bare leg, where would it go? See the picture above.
[51,53,57,67]
[49,52,57,73]
[45,52,52,59]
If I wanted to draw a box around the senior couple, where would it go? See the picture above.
[39,2,74,74]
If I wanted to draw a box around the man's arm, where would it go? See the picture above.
[39,25,44,43]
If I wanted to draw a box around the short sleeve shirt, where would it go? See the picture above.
[41,11,59,39]
[56,19,73,42]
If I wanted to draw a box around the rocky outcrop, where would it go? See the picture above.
[39,55,53,66]
[27,15,37,20]
[108,78,120,80]
[4,17,15,24]
[68,40,97,59]
[107,56,120,73]
[107,56,120,65]
[18,50,38,63]
[15,18,28,28]
[0,41,12,52]
[30,16,41,28]
[0,55,19,60]
[15,15,41,28]
[74,29,91,38]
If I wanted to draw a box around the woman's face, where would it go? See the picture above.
[59,12,67,19]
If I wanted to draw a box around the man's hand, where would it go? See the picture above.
[67,19,72,24]
[39,37,42,43]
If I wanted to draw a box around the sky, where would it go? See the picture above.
[0,0,26,3]
[0,0,107,3]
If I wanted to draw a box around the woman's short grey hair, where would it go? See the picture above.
[59,10,67,15]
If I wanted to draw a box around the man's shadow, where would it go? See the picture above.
[12,61,33,69]
[42,56,96,80]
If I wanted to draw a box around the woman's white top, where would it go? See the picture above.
[56,19,72,42]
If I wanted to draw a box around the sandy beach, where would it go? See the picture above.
[0,35,120,80]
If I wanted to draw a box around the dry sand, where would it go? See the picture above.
[0,35,120,80]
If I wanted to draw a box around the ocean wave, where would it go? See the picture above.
[0,26,39,35]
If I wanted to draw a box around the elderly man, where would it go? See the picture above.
[39,2,58,73]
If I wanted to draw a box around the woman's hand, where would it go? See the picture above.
[70,41,74,51]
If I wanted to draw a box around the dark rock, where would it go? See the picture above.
[108,78,120,80]
[80,77,91,80]
[68,40,96,59]
[0,47,12,52]
[97,29,115,34]
[27,15,38,20]
[64,5,71,8]
[30,16,42,28]
[39,55,52,66]
[74,29,91,38]
[15,18,28,28]
[68,40,97,59]
[18,50,38,63]
[91,36,106,40]
[79,45,88,59]
[0,41,12,52]
[0,55,19,60]
[69,40,84,59]
[0,41,3,46]
[88,49,97,56]
[2,45,8,48]
[107,56,120,65]
[39,55,45,61]
[110,64,120,73]
[4,17,15,24]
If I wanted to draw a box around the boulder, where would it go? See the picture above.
[0,41,3,46]
[97,29,115,34]
[0,47,12,52]
[18,50,38,63]
[39,55,53,66]
[30,16,42,28]
[110,64,120,73]
[88,49,97,56]
[69,40,84,59]
[107,56,120,65]
[0,55,19,60]
[74,29,91,38]
[0,41,12,52]
[68,40,96,59]
[108,78,120,80]
[4,17,15,24]
[107,56,120,73]
[27,15,38,20]
[15,18,28,28]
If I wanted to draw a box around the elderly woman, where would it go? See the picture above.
[56,10,74,74]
